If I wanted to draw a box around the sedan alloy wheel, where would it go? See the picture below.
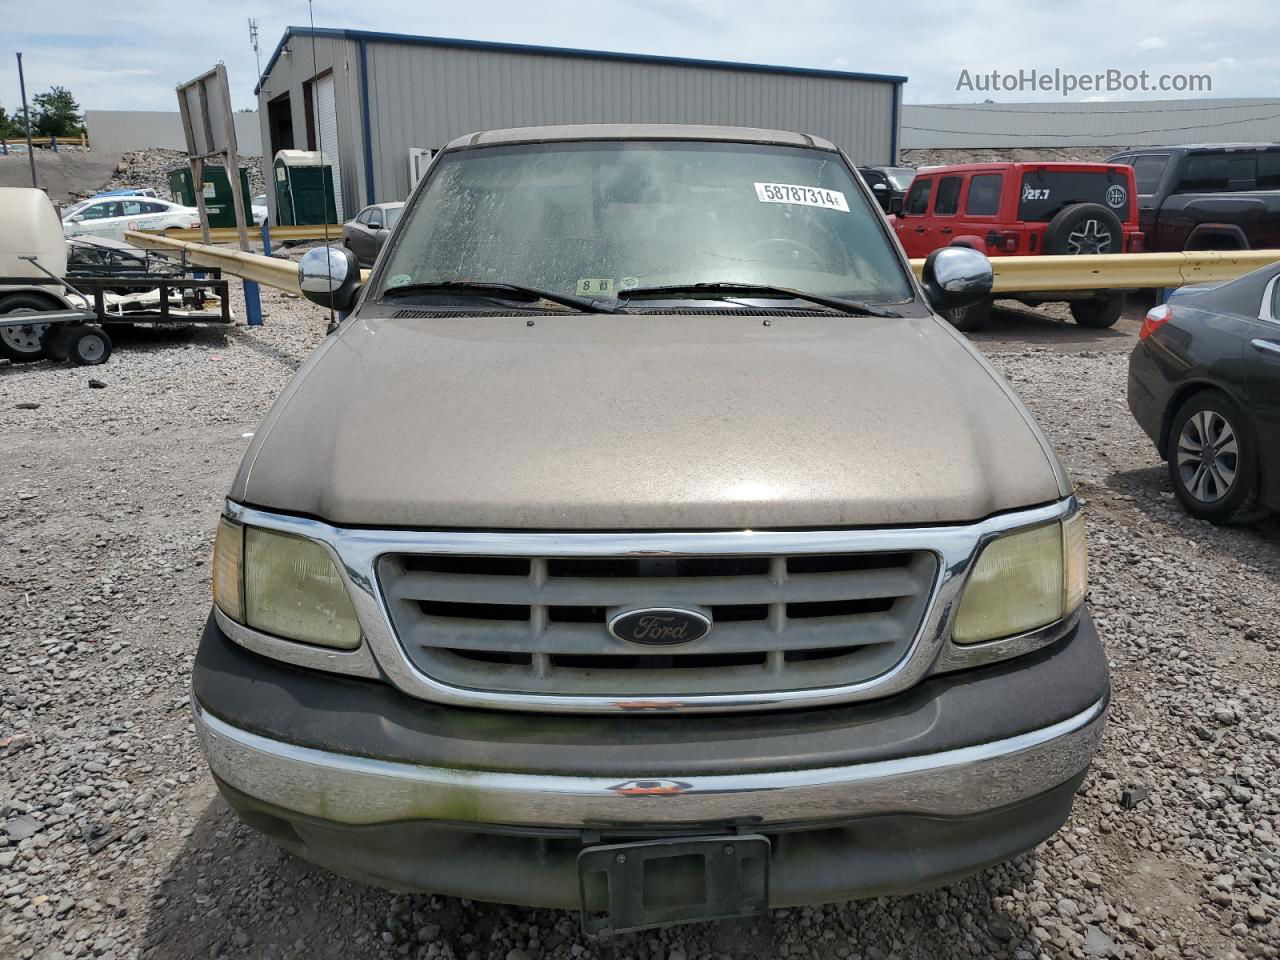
[1176,410,1237,503]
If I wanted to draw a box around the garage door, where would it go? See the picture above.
[312,74,344,221]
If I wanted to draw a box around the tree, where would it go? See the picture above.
[0,105,21,139]
[32,86,83,137]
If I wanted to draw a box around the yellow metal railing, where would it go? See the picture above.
[127,230,1280,300]
[149,224,345,244]
[125,230,370,294]
[909,249,1280,293]
[2,134,88,147]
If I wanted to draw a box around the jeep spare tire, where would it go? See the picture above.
[1043,203,1124,256]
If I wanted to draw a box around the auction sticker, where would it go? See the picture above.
[755,182,849,212]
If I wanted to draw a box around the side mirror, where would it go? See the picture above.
[887,197,904,216]
[298,245,361,312]
[71,215,85,222]
[921,246,993,312]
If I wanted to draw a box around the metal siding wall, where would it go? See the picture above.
[85,110,262,156]
[363,41,897,203]
[902,99,1280,149]
[256,35,364,221]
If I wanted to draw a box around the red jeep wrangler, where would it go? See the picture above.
[893,162,1143,330]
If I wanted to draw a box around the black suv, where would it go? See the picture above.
[857,165,915,214]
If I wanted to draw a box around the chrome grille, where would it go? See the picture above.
[377,551,938,697]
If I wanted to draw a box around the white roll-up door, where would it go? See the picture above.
[312,74,344,220]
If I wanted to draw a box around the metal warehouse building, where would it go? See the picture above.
[254,26,905,221]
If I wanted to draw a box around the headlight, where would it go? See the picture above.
[211,517,244,623]
[211,518,362,650]
[952,513,1087,645]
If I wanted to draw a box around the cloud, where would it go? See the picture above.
[1,0,1277,114]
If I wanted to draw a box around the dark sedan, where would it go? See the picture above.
[341,202,404,266]
[1127,260,1280,522]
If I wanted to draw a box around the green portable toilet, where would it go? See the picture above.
[272,150,338,225]
[167,164,253,228]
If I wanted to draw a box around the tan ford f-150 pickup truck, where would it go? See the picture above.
[194,124,1107,937]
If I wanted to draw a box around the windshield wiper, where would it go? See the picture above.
[380,280,617,313]
[615,283,900,317]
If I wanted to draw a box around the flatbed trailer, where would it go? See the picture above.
[0,259,232,365]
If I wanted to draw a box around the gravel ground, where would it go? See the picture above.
[1,293,1277,960]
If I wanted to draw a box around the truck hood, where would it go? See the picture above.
[232,311,1068,529]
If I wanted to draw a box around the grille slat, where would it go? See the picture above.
[387,568,923,608]
[400,609,908,654]
[377,550,937,698]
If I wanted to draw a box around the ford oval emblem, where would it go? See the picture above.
[608,607,711,645]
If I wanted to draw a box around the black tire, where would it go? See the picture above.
[942,297,992,332]
[1166,391,1258,524]
[65,326,112,366]
[45,324,74,361]
[1070,293,1126,328]
[1043,203,1124,256]
[0,294,56,362]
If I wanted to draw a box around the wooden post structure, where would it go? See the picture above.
[216,64,252,254]
[175,64,261,323]
[214,64,260,324]
[176,90,213,246]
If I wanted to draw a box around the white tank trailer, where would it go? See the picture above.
[0,187,112,364]
[0,186,67,280]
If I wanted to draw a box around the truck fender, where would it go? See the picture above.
[0,284,76,311]
[1183,223,1250,251]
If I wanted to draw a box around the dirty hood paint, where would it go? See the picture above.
[231,311,1069,529]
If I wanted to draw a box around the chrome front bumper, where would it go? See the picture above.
[193,693,1107,830]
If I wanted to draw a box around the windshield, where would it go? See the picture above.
[376,141,912,306]
[385,205,403,228]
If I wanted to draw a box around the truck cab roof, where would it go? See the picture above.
[443,123,841,152]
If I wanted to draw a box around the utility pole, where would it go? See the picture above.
[248,18,263,84]
[15,52,38,188]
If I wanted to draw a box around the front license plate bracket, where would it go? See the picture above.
[578,834,770,938]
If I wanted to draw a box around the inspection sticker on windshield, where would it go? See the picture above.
[754,182,849,212]
[577,278,615,295]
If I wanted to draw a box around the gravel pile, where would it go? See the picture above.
[1,300,1277,960]
[84,148,266,203]
[901,147,1123,168]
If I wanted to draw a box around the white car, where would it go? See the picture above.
[62,196,200,242]
[251,194,269,226]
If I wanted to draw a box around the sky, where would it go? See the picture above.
[2,0,1278,116]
